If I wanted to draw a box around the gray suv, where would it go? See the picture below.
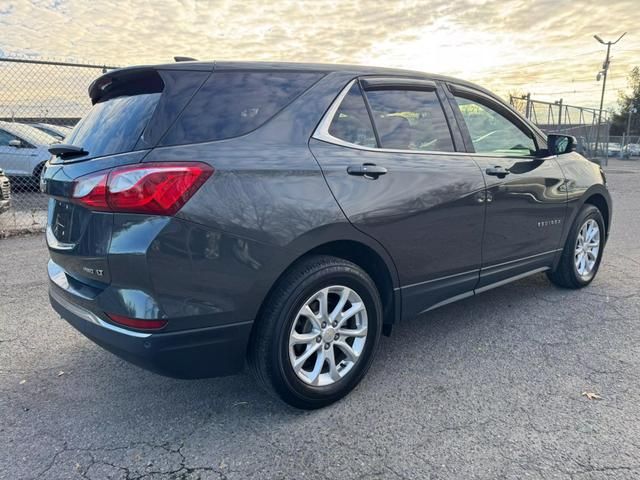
[43,61,611,409]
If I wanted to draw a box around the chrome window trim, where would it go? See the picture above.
[313,79,361,147]
[312,78,542,159]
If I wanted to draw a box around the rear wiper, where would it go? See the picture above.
[48,143,88,159]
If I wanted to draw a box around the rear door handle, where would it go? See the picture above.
[347,163,388,179]
[485,166,510,178]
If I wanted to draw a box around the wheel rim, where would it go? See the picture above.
[288,285,368,386]
[574,219,600,279]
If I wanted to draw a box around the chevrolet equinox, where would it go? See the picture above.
[43,61,612,409]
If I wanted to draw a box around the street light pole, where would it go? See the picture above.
[593,32,626,162]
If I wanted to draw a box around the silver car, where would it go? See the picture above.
[29,123,73,141]
[0,121,57,180]
[626,143,640,156]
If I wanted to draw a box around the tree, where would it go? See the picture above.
[610,67,640,136]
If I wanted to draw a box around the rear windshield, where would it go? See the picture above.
[64,92,161,159]
[160,71,324,146]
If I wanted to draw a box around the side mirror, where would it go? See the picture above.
[547,134,576,155]
[8,139,22,148]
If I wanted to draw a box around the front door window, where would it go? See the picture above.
[455,96,536,156]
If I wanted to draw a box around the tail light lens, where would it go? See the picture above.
[72,162,213,215]
[106,313,167,331]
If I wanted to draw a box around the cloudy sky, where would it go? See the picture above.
[1,0,639,110]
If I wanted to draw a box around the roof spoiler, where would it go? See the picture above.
[48,143,88,159]
[87,62,214,104]
[88,67,164,104]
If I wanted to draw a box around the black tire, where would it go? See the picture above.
[248,255,383,409]
[547,204,605,289]
[31,163,45,192]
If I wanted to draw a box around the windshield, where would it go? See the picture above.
[0,121,59,146]
[31,125,65,140]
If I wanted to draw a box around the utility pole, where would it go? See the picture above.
[593,32,626,161]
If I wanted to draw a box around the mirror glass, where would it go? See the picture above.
[554,136,569,154]
[548,134,575,155]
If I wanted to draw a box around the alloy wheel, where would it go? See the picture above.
[288,286,368,386]
[574,219,600,279]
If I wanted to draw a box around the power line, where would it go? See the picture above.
[473,49,610,76]
[474,46,638,78]
[530,83,629,96]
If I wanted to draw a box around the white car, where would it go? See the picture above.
[607,143,622,157]
[29,123,73,141]
[0,121,57,180]
[626,143,640,156]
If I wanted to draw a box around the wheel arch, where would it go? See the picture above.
[583,192,610,238]
[32,160,46,178]
[252,236,401,343]
[304,240,398,329]
[562,184,611,248]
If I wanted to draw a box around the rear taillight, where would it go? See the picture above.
[106,313,168,331]
[72,162,213,215]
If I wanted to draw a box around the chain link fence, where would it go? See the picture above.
[0,57,118,236]
[510,94,612,161]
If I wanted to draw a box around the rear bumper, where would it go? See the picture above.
[49,285,252,379]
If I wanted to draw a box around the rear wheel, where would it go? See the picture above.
[547,204,605,289]
[248,255,382,409]
[29,163,46,192]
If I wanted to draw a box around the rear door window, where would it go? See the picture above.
[161,71,324,145]
[365,89,455,152]
[327,83,377,148]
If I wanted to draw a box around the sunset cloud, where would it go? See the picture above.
[1,0,639,109]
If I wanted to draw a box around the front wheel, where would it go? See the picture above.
[248,255,382,409]
[547,204,605,289]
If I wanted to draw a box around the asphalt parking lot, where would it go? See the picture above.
[1,159,639,480]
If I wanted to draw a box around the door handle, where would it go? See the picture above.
[485,166,510,178]
[347,163,388,179]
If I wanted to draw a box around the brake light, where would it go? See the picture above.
[72,162,213,215]
[106,313,168,331]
